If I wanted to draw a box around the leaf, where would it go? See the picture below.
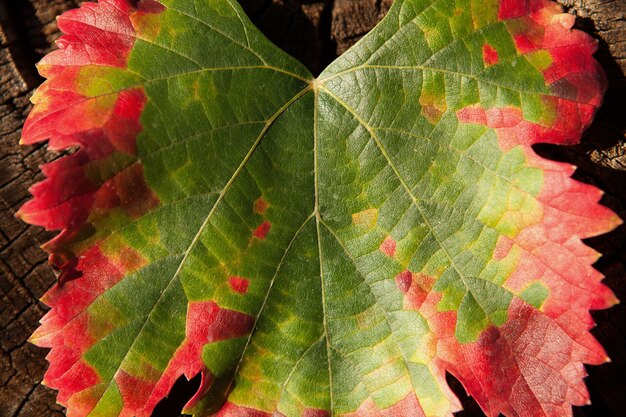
[18,0,620,416]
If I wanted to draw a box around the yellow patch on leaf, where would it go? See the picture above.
[352,208,378,228]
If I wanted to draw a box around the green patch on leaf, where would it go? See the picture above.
[520,281,550,309]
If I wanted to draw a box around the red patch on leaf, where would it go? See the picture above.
[494,236,515,260]
[380,236,397,257]
[451,6,620,411]
[303,409,330,417]
[253,220,272,239]
[49,251,82,283]
[42,0,136,69]
[438,299,603,417]
[513,34,537,54]
[31,245,146,417]
[116,370,161,414]
[457,102,595,151]
[504,1,605,104]
[64,385,105,417]
[420,136,618,417]
[228,276,250,294]
[460,0,607,151]
[34,246,134,338]
[137,0,166,13]
[496,151,619,357]
[346,393,427,417]
[443,87,618,417]
[482,44,499,66]
[457,0,619,358]
[133,301,254,416]
[217,402,272,416]
[20,89,150,227]
[18,0,162,286]
[395,270,413,293]
[253,197,269,214]
[498,0,530,20]
[53,360,100,405]
[21,1,165,415]
[33,246,136,345]
[397,272,437,311]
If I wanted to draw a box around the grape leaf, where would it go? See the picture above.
[18,0,621,416]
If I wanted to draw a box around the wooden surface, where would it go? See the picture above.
[0,1,624,416]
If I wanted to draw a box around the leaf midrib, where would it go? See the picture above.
[314,83,336,414]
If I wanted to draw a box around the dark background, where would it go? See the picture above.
[0,0,624,416]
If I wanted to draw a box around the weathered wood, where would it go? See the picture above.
[0,1,624,416]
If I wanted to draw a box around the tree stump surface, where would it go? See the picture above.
[0,1,624,416]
